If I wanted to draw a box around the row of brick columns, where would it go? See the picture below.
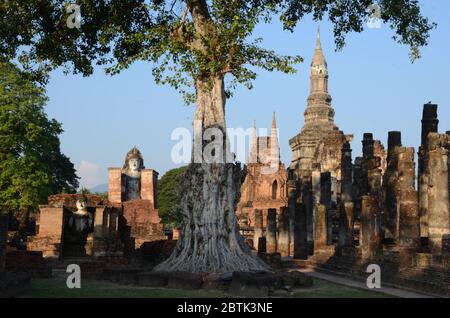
[255,103,450,259]
[252,208,290,256]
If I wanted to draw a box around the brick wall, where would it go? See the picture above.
[27,207,64,258]
[122,200,164,248]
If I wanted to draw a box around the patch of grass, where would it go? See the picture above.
[290,278,393,298]
[27,278,227,298]
[26,277,392,298]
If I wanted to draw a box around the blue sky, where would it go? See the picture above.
[44,0,450,189]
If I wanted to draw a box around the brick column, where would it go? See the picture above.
[141,169,158,208]
[360,195,379,259]
[266,209,277,253]
[27,206,65,258]
[108,168,122,203]
[341,142,353,203]
[294,201,308,259]
[93,207,107,256]
[418,104,439,238]
[314,204,328,251]
[339,202,354,249]
[287,180,298,256]
[320,172,332,245]
[385,131,402,240]
[339,142,354,250]
[311,170,321,252]
[253,209,263,251]
[277,208,290,257]
[427,139,450,254]
[397,148,420,248]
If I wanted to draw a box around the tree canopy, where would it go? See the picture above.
[0,1,435,103]
[0,61,79,212]
[158,165,187,227]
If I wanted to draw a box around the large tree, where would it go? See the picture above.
[0,61,79,213]
[0,0,434,272]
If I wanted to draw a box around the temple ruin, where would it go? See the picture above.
[236,114,289,255]
[27,147,164,260]
[238,29,450,295]
[108,147,164,249]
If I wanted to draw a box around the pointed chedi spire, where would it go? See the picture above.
[302,26,335,130]
[270,112,280,164]
[312,26,327,73]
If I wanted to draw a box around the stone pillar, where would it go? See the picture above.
[397,148,420,248]
[339,142,354,250]
[266,209,277,253]
[311,170,321,251]
[314,204,328,251]
[294,201,308,259]
[427,135,450,254]
[421,104,439,146]
[141,169,158,208]
[258,237,267,254]
[388,131,402,158]
[320,172,332,245]
[339,202,354,249]
[418,104,439,238]
[362,133,374,195]
[341,142,353,203]
[27,206,65,258]
[384,132,402,240]
[0,214,7,272]
[108,168,122,203]
[287,180,297,256]
[302,179,314,255]
[93,207,108,257]
[277,208,290,257]
[253,209,263,251]
[362,133,383,241]
[399,189,420,248]
[360,195,379,259]
[352,157,363,220]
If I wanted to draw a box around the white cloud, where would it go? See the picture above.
[77,160,104,190]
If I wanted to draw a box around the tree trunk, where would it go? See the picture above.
[154,75,270,273]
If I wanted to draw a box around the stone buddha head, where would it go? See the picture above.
[123,147,144,177]
[74,197,89,216]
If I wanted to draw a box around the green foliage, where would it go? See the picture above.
[158,166,187,227]
[95,192,108,200]
[280,0,436,61]
[79,187,92,195]
[0,61,79,213]
[0,1,434,104]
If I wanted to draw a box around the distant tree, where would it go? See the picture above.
[158,166,187,227]
[95,192,108,200]
[79,187,92,195]
[0,61,79,213]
